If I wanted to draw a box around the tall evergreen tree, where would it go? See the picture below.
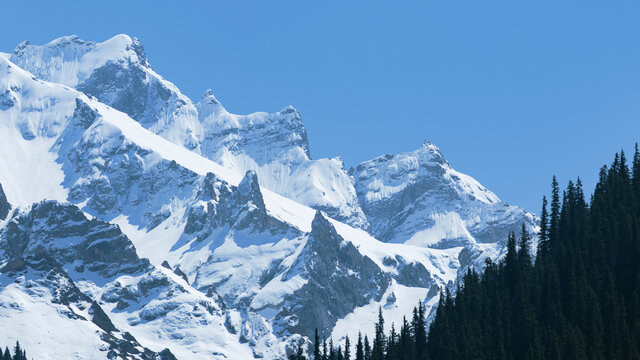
[314,328,321,360]
[372,307,385,360]
[537,195,550,259]
[413,302,427,358]
[364,336,371,360]
[549,175,561,246]
[344,336,351,360]
[13,342,21,360]
[633,143,640,213]
[356,333,364,360]
[518,223,532,266]
[400,316,416,359]
[329,339,336,360]
[322,339,328,360]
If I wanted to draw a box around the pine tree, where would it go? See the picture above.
[356,333,364,360]
[518,223,532,267]
[344,335,351,360]
[329,339,336,360]
[13,342,21,360]
[400,316,416,359]
[364,336,371,360]
[372,307,385,360]
[1,348,9,360]
[537,195,550,258]
[322,339,328,360]
[633,143,640,213]
[413,302,427,358]
[386,323,398,360]
[314,328,321,360]
[504,231,518,289]
[549,175,561,246]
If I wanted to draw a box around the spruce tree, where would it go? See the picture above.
[372,307,385,360]
[322,339,328,360]
[329,339,336,360]
[504,231,518,289]
[364,336,371,360]
[633,143,640,213]
[13,342,20,360]
[537,195,549,258]
[413,302,427,358]
[400,316,416,359]
[344,335,351,360]
[355,333,364,360]
[314,328,321,360]
[518,223,532,266]
[549,175,561,246]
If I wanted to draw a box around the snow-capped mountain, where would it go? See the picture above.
[0,35,537,359]
[10,35,367,228]
[354,141,536,247]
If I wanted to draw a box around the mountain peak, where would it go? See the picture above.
[10,34,150,87]
[198,89,224,111]
[237,170,266,212]
[197,89,226,121]
[202,88,216,100]
[310,211,338,240]
[416,140,447,165]
[280,105,299,115]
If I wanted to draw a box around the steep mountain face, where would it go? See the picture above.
[10,35,203,150]
[9,35,367,228]
[354,142,536,251]
[0,184,9,220]
[0,35,539,359]
[273,212,390,337]
[0,201,181,360]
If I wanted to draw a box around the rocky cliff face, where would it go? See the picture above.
[0,183,10,220]
[0,201,180,360]
[273,212,390,338]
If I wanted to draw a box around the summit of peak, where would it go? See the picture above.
[279,105,300,117]
[200,88,220,104]
[9,34,151,87]
[202,88,215,98]
[417,140,445,158]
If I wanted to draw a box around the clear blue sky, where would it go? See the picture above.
[3,1,640,213]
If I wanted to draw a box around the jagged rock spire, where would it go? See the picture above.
[0,183,11,220]
[237,170,265,212]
